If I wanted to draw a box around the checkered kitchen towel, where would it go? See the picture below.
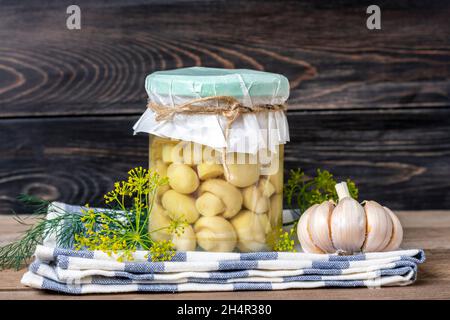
[20,202,425,294]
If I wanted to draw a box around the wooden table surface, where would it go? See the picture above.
[1,211,449,300]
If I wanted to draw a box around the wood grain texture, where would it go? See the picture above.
[1,108,449,214]
[0,0,449,211]
[0,116,147,214]
[1,211,449,299]
[0,0,449,116]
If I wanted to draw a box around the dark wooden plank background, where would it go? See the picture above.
[1,0,449,214]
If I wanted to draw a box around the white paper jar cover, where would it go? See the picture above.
[133,67,290,253]
[133,67,290,154]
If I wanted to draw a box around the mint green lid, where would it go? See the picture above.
[145,67,289,104]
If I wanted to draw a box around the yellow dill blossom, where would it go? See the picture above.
[74,167,176,262]
[168,218,188,237]
[148,240,176,262]
[273,227,297,252]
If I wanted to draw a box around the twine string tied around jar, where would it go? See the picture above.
[147,95,287,179]
[147,95,287,133]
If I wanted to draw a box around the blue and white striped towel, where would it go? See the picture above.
[20,202,425,294]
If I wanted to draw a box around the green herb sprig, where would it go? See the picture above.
[74,167,187,262]
[273,168,358,252]
[0,196,84,270]
[285,168,358,217]
[0,167,186,270]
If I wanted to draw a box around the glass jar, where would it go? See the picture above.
[135,68,288,252]
[148,136,284,252]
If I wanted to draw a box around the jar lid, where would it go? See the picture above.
[145,67,289,105]
[134,67,290,154]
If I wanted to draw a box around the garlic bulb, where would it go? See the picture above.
[297,182,403,254]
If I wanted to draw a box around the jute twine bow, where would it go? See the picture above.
[147,95,287,130]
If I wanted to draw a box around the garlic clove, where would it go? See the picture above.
[297,204,324,253]
[330,197,366,254]
[308,200,335,253]
[382,206,403,251]
[362,201,393,252]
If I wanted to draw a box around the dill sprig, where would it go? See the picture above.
[285,168,358,218]
[0,167,186,270]
[273,168,358,252]
[0,196,84,270]
[74,167,186,262]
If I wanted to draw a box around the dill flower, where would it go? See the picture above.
[168,218,188,237]
[273,227,297,252]
[74,167,177,263]
[148,240,176,262]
